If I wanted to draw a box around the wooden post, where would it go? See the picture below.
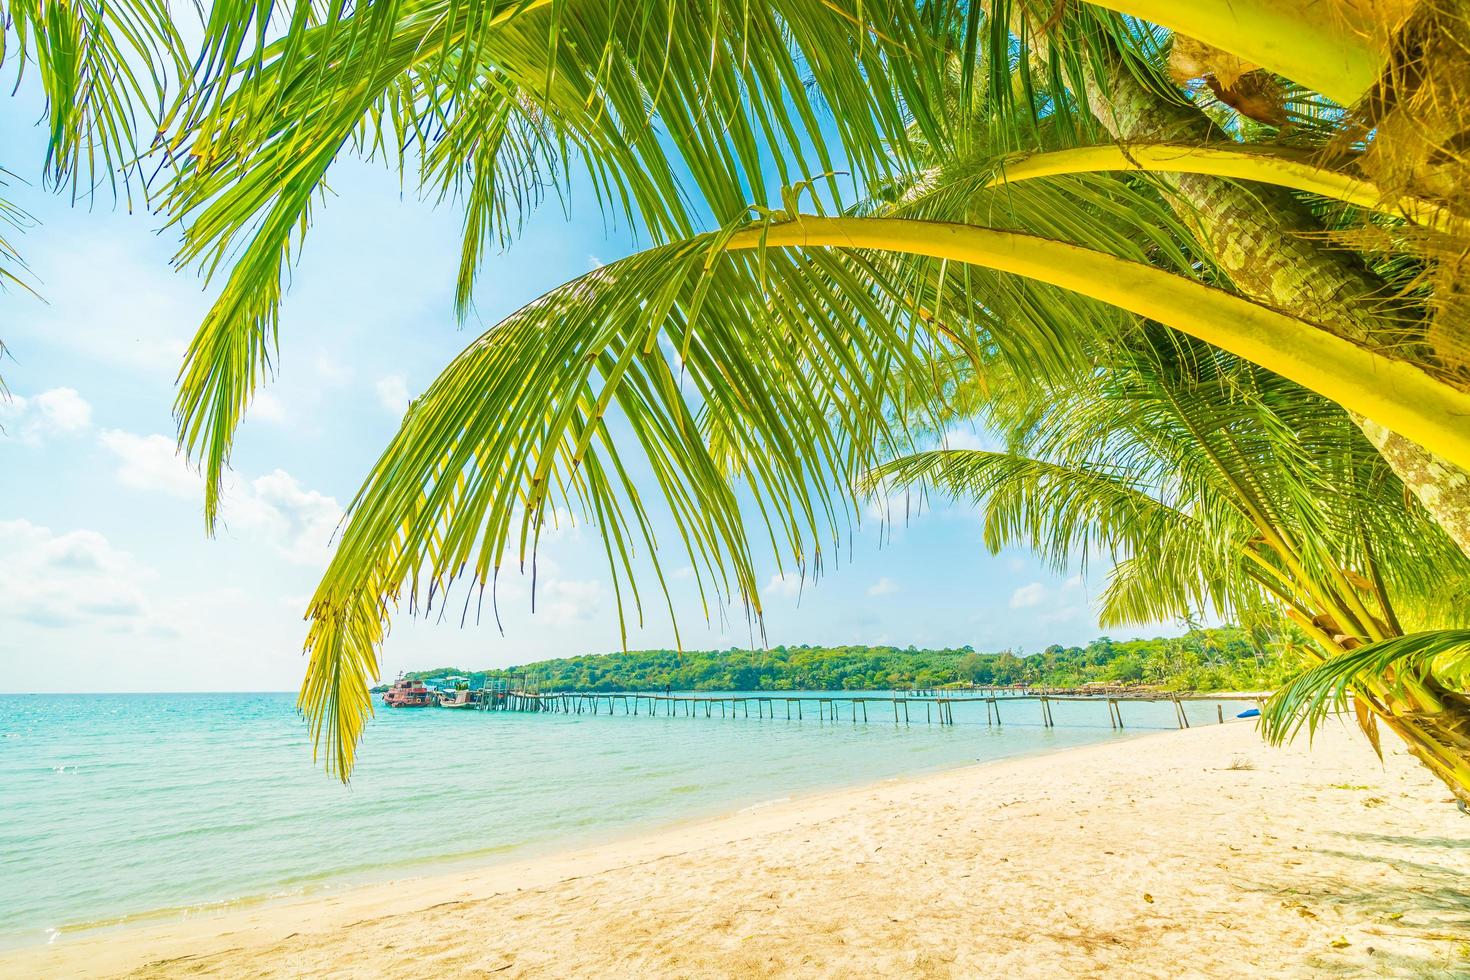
[1217,703,1224,724]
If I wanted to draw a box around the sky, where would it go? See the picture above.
[0,78,1183,693]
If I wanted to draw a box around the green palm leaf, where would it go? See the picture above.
[1262,630,1470,746]
[3,0,186,199]
[301,228,944,777]
[0,175,38,300]
[160,0,952,529]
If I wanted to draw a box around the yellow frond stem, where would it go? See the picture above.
[719,217,1470,475]
[986,144,1462,234]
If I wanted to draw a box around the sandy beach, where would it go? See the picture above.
[7,719,1468,979]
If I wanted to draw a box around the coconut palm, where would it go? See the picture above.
[872,328,1470,800]
[156,2,1470,540]
[24,1,1441,777]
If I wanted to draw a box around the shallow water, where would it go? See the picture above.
[0,691,1256,947]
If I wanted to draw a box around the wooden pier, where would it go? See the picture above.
[473,688,1263,730]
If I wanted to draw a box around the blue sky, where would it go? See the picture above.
[0,83,1181,693]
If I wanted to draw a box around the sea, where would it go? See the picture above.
[0,691,1258,949]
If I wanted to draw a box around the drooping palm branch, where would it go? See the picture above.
[158,1,1470,540]
[157,0,956,528]
[202,4,1470,781]
[2,0,186,199]
[1264,630,1470,749]
[873,330,1470,798]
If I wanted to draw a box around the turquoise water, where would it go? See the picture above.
[0,692,1255,948]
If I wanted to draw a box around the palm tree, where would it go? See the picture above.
[8,3,1462,778]
[195,5,1465,780]
[872,328,1470,800]
[153,1,1470,542]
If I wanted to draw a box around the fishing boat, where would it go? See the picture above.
[437,688,477,709]
[383,676,434,707]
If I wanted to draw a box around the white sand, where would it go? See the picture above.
[6,720,1468,978]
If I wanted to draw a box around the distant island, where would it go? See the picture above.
[394,627,1290,694]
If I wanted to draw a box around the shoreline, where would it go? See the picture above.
[9,723,1165,951]
[7,720,1159,951]
[7,720,1468,977]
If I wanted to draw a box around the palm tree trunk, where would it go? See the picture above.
[1078,53,1470,558]
[1070,45,1470,801]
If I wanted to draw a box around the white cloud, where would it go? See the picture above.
[0,519,167,633]
[375,374,411,415]
[224,469,343,566]
[1039,575,1092,626]
[1005,574,1094,625]
[1009,581,1048,609]
[251,391,288,424]
[535,578,602,626]
[0,387,93,444]
[866,576,900,597]
[312,352,353,387]
[764,572,803,598]
[587,254,605,270]
[97,430,343,566]
[864,492,913,524]
[33,387,93,431]
[98,430,201,498]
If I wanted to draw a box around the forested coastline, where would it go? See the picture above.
[402,627,1291,694]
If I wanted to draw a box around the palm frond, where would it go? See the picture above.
[870,448,1197,575]
[1262,629,1470,745]
[3,0,186,201]
[162,0,952,529]
[875,324,1469,640]
[298,222,954,778]
[0,176,39,297]
[985,143,1463,233]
